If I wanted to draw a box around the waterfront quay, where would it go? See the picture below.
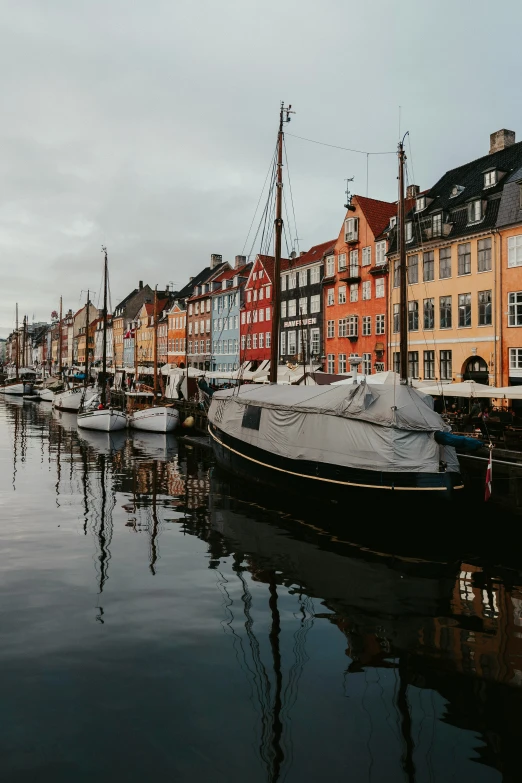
[1,395,522,782]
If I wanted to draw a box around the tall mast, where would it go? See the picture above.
[398,136,408,384]
[134,311,138,385]
[22,315,26,368]
[84,290,90,389]
[15,303,19,380]
[101,247,108,405]
[58,295,63,376]
[269,102,293,384]
[153,285,158,400]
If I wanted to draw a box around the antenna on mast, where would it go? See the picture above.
[344,177,355,209]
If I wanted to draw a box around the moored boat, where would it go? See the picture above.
[53,385,96,412]
[129,403,179,432]
[78,405,127,432]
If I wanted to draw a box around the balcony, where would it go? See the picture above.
[340,265,361,284]
[369,263,389,276]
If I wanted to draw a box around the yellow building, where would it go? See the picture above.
[389,130,522,385]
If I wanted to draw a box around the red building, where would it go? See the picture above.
[323,196,397,376]
[240,254,285,366]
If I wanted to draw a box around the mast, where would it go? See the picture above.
[134,312,138,388]
[269,102,293,384]
[15,303,19,380]
[58,295,63,376]
[22,315,26,368]
[101,247,108,405]
[153,285,158,401]
[84,290,90,389]
[398,136,408,383]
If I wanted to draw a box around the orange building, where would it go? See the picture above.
[323,196,397,376]
[167,302,187,368]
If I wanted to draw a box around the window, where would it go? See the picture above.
[206,319,210,333]
[288,300,297,317]
[458,243,471,275]
[310,294,320,313]
[246,335,251,349]
[348,316,358,337]
[266,332,271,347]
[375,278,385,299]
[188,340,192,354]
[509,348,522,369]
[362,316,371,335]
[468,200,483,223]
[478,238,492,272]
[247,312,251,323]
[350,284,358,302]
[484,170,497,188]
[242,405,262,430]
[440,350,452,380]
[423,298,435,329]
[326,256,335,276]
[376,314,385,335]
[393,303,400,333]
[188,304,193,316]
[253,289,258,301]
[415,196,426,212]
[299,297,307,315]
[327,320,334,338]
[338,253,347,271]
[310,328,320,355]
[349,250,358,276]
[362,353,372,376]
[338,286,347,304]
[288,272,296,289]
[362,247,371,266]
[281,301,287,318]
[241,312,246,325]
[338,318,348,337]
[253,311,258,323]
[327,354,335,373]
[408,300,419,331]
[423,251,434,281]
[299,269,307,287]
[440,296,452,329]
[458,293,471,327]
[287,331,297,354]
[408,351,419,378]
[265,307,270,321]
[508,291,522,326]
[280,332,286,354]
[478,290,492,326]
[281,274,287,291]
[439,247,451,279]
[259,309,264,322]
[247,291,251,302]
[508,235,522,268]
[327,288,334,306]
[424,350,435,380]
[241,335,246,350]
[408,255,418,284]
[405,222,413,242]
[432,212,442,237]
[338,354,347,373]
[375,241,386,266]
[259,288,264,300]
[393,259,400,288]
[345,217,358,241]
[393,352,400,373]
[362,281,371,300]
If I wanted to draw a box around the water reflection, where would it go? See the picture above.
[1,398,521,782]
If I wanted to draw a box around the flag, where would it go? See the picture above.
[485,448,493,502]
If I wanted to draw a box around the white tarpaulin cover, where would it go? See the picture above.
[209,372,459,474]
[419,380,493,398]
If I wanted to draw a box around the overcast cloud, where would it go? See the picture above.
[1,0,521,334]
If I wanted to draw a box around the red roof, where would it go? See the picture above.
[281,239,336,271]
[141,298,168,316]
[210,263,253,289]
[355,196,397,238]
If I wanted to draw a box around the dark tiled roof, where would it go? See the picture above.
[177,262,228,300]
[282,239,336,271]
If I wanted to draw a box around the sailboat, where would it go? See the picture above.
[128,286,179,433]
[53,293,96,412]
[208,106,467,499]
[77,247,127,432]
[1,308,36,396]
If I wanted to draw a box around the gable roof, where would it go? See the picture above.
[177,262,228,300]
[281,240,336,271]
[355,196,397,238]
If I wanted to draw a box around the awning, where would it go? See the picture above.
[420,380,497,398]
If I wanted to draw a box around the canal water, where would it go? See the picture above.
[1,398,521,783]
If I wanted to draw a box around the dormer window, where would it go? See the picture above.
[415,196,426,212]
[389,216,397,229]
[405,221,413,242]
[450,185,465,198]
[468,199,483,223]
[222,280,227,290]
[432,212,442,237]
[484,170,497,188]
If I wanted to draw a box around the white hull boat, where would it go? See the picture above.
[37,388,55,402]
[53,387,96,412]
[129,406,180,433]
[77,408,128,432]
[0,383,26,396]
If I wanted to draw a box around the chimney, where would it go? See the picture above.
[406,185,420,198]
[300,251,306,257]
[490,129,516,154]
[165,284,169,293]
[235,254,246,268]
[189,276,194,282]
[139,280,143,290]
[210,253,223,270]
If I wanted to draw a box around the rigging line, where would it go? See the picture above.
[243,143,278,257]
[283,139,300,255]
[286,132,396,156]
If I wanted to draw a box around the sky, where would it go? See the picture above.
[1,0,522,336]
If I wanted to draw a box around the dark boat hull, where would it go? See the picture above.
[208,423,463,500]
